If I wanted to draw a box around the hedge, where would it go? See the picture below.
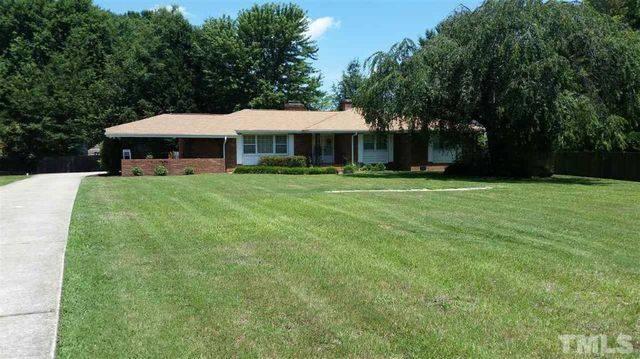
[234,166,338,175]
[258,155,307,167]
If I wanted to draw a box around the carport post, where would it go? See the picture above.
[223,136,228,171]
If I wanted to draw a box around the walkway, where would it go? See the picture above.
[0,172,102,358]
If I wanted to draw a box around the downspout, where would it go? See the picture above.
[351,132,358,164]
[223,136,227,172]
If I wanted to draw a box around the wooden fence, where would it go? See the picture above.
[36,155,101,173]
[554,152,640,181]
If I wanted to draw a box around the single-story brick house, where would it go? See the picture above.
[105,101,459,175]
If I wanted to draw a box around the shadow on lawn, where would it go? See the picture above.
[345,171,610,186]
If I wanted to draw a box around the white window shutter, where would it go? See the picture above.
[236,136,243,164]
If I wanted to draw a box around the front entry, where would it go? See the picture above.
[317,134,334,164]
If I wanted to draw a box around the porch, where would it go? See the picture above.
[119,137,236,176]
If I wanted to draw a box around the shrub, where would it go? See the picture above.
[372,162,386,171]
[234,166,337,175]
[343,163,359,174]
[145,154,154,159]
[100,138,122,175]
[131,166,143,176]
[258,155,307,167]
[444,152,491,177]
[359,163,386,172]
[154,165,168,176]
[183,167,195,175]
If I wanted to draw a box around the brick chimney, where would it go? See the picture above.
[284,101,307,111]
[339,99,353,111]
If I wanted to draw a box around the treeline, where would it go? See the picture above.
[354,0,640,176]
[0,1,322,170]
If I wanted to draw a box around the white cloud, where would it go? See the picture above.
[305,17,340,41]
[151,4,190,17]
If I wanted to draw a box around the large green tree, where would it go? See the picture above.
[356,0,640,176]
[192,3,322,112]
[0,2,196,169]
[585,0,640,29]
[0,1,326,171]
[0,0,115,168]
[99,6,196,133]
[332,59,365,110]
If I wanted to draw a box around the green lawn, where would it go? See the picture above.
[58,173,640,357]
[0,175,27,186]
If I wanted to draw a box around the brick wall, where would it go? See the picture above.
[121,158,225,176]
[225,138,237,169]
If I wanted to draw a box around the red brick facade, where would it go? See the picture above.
[121,158,225,176]
[225,138,237,169]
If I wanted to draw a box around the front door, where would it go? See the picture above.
[318,134,334,164]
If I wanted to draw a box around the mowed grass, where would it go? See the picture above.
[0,175,27,186]
[58,173,640,357]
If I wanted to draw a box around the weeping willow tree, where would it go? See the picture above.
[355,0,640,176]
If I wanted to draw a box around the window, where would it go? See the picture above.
[363,134,375,150]
[275,135,288,154]
[243,135,256,154]
[243,135,288,154]
[257,135,273,153]
[364,134,388,151]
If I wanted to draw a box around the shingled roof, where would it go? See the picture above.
[105,109,375,138]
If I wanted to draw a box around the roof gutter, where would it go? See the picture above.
[104,133,237,139]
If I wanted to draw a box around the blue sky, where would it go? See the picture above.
[94,0,483,91]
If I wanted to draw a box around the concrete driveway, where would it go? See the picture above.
[0,172,102,358]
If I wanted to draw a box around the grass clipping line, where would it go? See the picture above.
[325,186,494,194]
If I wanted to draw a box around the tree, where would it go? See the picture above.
[0,1,327,171]
[309,93,336,111]
[585,0,640,151]
[585,0,640,29]
[100,6,196,132]
[0,0,115,169]
[332,59,365,109]
[192,3,322,112]
[356,0,640,176]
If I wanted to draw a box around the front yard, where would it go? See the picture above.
[58,173,640,357]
